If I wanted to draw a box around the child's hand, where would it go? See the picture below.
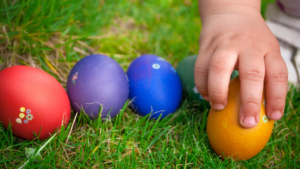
[195,1,288,128]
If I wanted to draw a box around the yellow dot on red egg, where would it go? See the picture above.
[20,107,26,112]
[16,118,22,124]
[19,113,25,118]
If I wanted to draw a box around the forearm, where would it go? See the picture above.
[198,0,261,19]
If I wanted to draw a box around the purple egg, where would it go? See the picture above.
[66,54,129,119]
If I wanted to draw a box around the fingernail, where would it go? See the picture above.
[241,116,257,128]
[212,103,225,110]
[269,111,282,120]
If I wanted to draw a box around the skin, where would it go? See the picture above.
[195,0,288,128]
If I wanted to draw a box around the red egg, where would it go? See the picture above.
[0,66,71,140]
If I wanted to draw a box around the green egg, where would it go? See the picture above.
[231,70,239,79]
[176,55,239,101]
[176,55,202,101]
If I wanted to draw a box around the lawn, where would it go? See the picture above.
[1,0,299,168]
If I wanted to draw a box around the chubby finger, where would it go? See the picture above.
[208,46,238,110]
[239,52,265,128]
[265,52,288,121]
[194,45,214,101]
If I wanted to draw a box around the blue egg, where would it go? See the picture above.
[127,54,182,119]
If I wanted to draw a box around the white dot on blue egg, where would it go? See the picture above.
[152,63,160,69]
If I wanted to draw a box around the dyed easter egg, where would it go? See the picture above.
[207,76,274,160]
[231,70,239,79]
[127,54,182,119]
[0,66,71,140]
[176,55,239,101]
[66,54,129,119]
[176,55,203,101]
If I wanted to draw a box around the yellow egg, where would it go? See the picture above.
[207,76,274,160]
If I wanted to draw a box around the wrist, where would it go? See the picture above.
[199,0,261,20]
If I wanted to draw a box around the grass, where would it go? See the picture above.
[0,0,299,168]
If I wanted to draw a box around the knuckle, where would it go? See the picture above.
[241,69,264,82]
[209,91,226,101]
[270,96,286,105]
[194,66,207,77]
[242,97,261,114]
[195,86,207,95]
[199,91,209,97]
[244,97,261,107]
[210,60,229,75]
[274,97,286,103]
[210,92,223,98]
[270,42,280,51]
[272,69,288,83]
[268,38,280,49]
